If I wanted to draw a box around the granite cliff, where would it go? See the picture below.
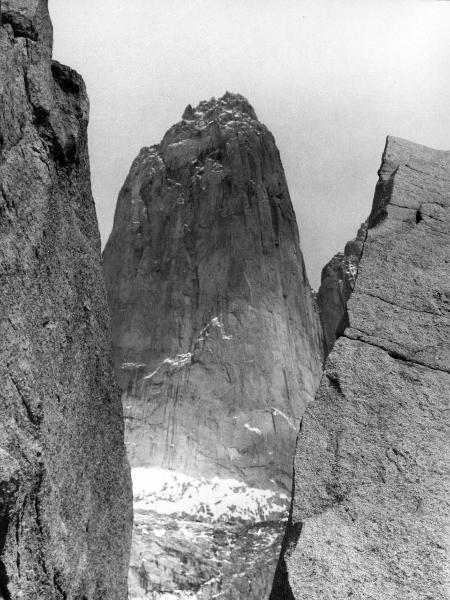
[0,1,132,598]
[271,136,450,599]
[103,93,323,597]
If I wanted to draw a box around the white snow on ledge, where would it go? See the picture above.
[131,467,289,523]
[210,316,233,340]
[141,316,232,382]
[163,352,192,368]
[121,362,147,370]
[196,316,233,344]
[143,352,193,381]
[271,407,297,431]
[244,423,262,435]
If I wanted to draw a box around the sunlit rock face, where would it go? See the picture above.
[271,137,450,600]
[0,1,132,598]
[103,93,324,598]
[103,93,323,489]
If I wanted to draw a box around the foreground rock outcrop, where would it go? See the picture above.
[103,93,323,597]
[0,1,132,598]
[271,136,450,599]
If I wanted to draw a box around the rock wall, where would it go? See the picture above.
[103,93,324,598]
[0,1,132,598]
[103,93,323,490]
[270,136,450,599]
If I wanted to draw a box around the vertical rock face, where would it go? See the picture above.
[103,92,323,488]
[0,2,132,598]
[317,221,367,356]
[103,93,323,597]
[271,136,450,599]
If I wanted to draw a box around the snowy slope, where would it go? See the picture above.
[129,468,289,599]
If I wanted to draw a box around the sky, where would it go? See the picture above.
[50,0,449,288]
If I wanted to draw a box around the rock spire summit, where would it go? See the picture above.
[103,92,323,597]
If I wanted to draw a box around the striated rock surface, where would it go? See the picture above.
[0,1,132,598]
[103,93,323,598]
[103,92,323,488]
[271,136,450,599]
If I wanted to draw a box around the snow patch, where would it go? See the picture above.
[271,407,297,431]
[163,353,192,368]
[244,423,262,435]
[210,317,233,340]
[143,368,159,381]
[197,316,233,343]
[132,467,288,523]
[143,353,193,381]
[121,362,146,370]
[167,139,191,149]
[153,528,166,538]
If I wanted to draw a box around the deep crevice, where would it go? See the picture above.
[53,571,68,600]
[0,561,12,600]
[0,490,13,600]
[0,513,12,600]
[269,522,301,600]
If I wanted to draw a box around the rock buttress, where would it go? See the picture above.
[0,1,133,598]
[103,93,324,598]
[270,136,450,599]
[103,93,324,490]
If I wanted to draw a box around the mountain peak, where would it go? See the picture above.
[181,91,258,124]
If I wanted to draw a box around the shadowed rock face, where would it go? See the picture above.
[0,1,132,598]
[271,136,450,599]
[317,221,367,356]
[103,93,324,598]
[103,92,323,489]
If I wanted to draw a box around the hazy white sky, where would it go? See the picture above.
[51,0,449,288]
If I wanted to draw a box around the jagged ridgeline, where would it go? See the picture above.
[0,1,132,599]
[103,93,324,597]
[271,137,450,599]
